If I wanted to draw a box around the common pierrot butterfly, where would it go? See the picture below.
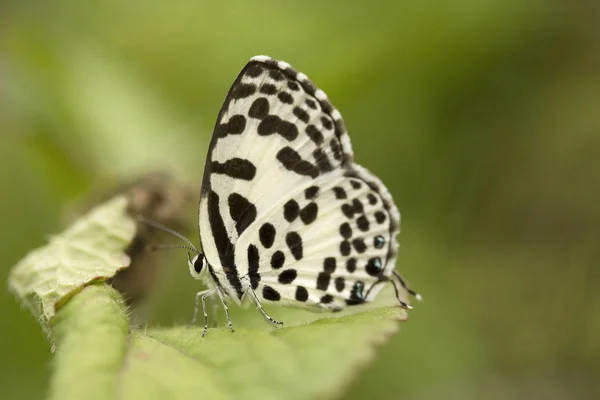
[155,56,419,336]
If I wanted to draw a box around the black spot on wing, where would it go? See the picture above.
[263,285,281,301]
[335,277,345,292]
[286,231,303,260]
[246,63,264,78]
[248,244,259,274]
[346,258,357,273]
[304,186,319,199]
[374,235,385,249]
[269,69,285,81]
[277,92,294,104]
[342,199,364,219]
[259,223,276,248]
[321,116,333,130]
[305,99,317,109]
[305,125,324,145]
[258,116,299,141]
[278,269,297,284]
[260,84,277,95]
[320,294,334,304]
[330,139,342,161]
[366,257,383,276]
[323,257,336,274]
[277,147,319,178]
[211,158,256,181]
[356,215,370,231]
[339,222,352,239]
[293,107,310,123]
[271,250,285,269]
[352,238,367,253]
[300,202,318,225]
[350,179,362,189]
[228,193,257,235]
[340,240,351,256]
[287,81,300,91]
[316,272,330,290]
[249,98,270,119]
[346,281,366,305]
[231,83,257,99]
[313,148,334,173]
[215,115,246,138]
[283,199,300,222]
[375,211,387,224]
[248,244,260,289]
[333,187,347,199]
[295,286,309,302]
[368,193,378,205]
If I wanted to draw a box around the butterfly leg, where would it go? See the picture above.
[201,289,219,337]
[392,271,422,301]
[216,287,235,333]
[387,277,412,310]
[249,287,283,326]
[191,289,213,326]
[190,288,216,336]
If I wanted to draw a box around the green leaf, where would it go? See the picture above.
[10,195,409,399]
[48,283,406,400]
[8,195,136,339]
[141,306,405,400]
[48,284,129,400]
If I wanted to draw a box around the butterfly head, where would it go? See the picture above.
[187,253,207,280]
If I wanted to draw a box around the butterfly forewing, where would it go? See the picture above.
[198,56,405,309]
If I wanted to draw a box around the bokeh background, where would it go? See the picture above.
[1,1,599,399]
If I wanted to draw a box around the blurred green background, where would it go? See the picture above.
[1,1,599,399]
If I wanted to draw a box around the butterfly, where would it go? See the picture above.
[158,56,419,336]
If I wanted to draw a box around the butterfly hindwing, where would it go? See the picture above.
[240,166,401,310]
[198,56,405,308]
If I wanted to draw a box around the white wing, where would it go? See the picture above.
[198,56,409,308]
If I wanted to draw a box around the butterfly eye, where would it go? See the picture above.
[193,256,205,274]
[188,254,205,279]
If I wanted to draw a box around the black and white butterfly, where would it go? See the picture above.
[161,56,419,336]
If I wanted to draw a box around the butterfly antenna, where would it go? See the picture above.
[137,216,200,254]
[148,244,200,254]
[393,271,423,301]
